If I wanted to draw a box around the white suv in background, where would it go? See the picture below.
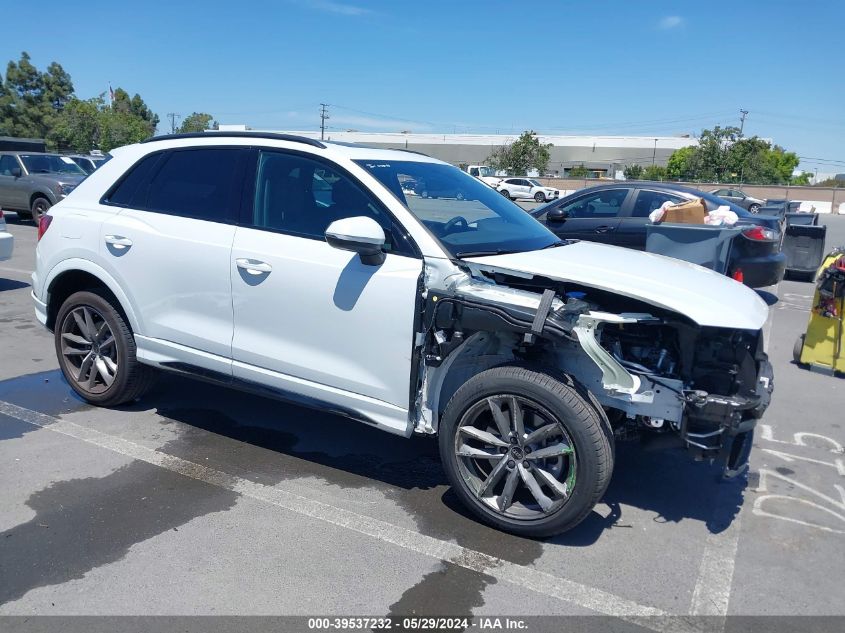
[497,177,560,202]
[32,132,772,537]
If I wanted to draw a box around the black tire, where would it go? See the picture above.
[534,192,546,203]
[30,196,51,222]
[748,203,760,214]
[55,290,156,406]
[500,190,511,200]
[439,365,614,538]
[793,334,805,365]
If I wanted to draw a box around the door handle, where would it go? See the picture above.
[235,258,272,275]
[104,235,133,249]
[594,225,616,233]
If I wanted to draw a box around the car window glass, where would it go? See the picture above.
[0,155,18,175]
[357,159,558,257]
[561,189,628,219]
[252,151,414,256]
[714,189,729,196]
[141,148,241,222]
[103,153,163,207]
[631,190,685,218]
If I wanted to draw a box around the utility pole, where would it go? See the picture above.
[739,109,749,136]
[319,103,330,141]
[167,113,181,134]
[652,138,658,165]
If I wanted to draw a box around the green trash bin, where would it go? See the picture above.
[646,223,741,274]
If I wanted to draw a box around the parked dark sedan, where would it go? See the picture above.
[531,182,786,288]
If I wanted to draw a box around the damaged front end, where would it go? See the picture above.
[414,261,773,477]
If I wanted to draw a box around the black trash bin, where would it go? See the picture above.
[783,223,827,280]
[645,223,741,274]
[785,212,819,226]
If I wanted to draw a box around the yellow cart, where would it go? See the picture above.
[794,247,845,375]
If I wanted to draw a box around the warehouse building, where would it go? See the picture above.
[218,126,698,178]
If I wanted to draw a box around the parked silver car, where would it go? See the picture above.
[710,188,765,213]
[0,151,87,221]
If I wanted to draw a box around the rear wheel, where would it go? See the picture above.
[500,190,511,200]
[55,290,156,406]
[439,365,613,537]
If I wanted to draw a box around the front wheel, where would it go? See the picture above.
[30,196,52,222]
[439,365,613,538]
[534,192,546,203]
[748,203,760,214]
[55,290,156,406]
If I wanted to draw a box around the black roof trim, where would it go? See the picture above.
[141,132,326,148]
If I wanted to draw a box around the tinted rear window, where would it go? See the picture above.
[106,148,242,222]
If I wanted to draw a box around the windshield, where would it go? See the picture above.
[528,179,543,187]
[356,160,560,257]
[20,154,86,176]
[477,166,496,177]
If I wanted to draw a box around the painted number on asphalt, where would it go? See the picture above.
[753,425,845,535]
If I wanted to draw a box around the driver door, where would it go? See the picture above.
[542,188,632,245]
[230,149,423,412]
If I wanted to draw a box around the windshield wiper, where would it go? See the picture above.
[541,240,566,249]
[455,249,520,258]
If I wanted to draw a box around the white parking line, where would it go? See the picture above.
[0,400,668,620]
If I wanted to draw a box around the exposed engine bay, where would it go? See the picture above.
[413,261,773,477]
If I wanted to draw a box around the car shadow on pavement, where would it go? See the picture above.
[0,278,30,292]
[0,369,746,547]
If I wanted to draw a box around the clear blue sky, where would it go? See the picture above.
[4,0,844,172]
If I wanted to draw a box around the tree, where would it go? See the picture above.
[48,97,102,152]
[0,52,74,140]
[642,165,667,181]
[178,112,216,134]
[623,163,644,180]
[486,130,552,176]
[815,177,845,188]
[663,126,804,185]
[568,164,590,178]
[665,146,695,180]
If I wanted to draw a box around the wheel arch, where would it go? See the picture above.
[44,260,141,333]
[30,190,56,207]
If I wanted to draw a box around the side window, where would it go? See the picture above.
[561,189,629,219]
[143,149,241,222]
[469,167,479,177]
[713,189,729,197]
[251,151,415,257]
[103,153,163,207]
[0,155,18,175]
[631,190,685,218]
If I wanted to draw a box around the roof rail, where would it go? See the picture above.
[141,131,326,149]
[389,147,431,157]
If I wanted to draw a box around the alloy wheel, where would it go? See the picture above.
[454,395,577,520]
[59,305,119,394]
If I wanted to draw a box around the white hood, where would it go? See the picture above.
[466,241,769,330]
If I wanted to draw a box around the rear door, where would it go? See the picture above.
[617,188,686,249]
[99,147,246,376]
[541,187,632,244]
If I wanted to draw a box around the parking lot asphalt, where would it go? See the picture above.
[0,210,843,622]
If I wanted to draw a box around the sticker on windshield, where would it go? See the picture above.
[60,157,75,164]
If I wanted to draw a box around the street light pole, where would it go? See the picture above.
[652,138,658,166]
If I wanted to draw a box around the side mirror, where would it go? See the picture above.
[325,216,386,266]
[10,167,22,178]
[546,208,568,223]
